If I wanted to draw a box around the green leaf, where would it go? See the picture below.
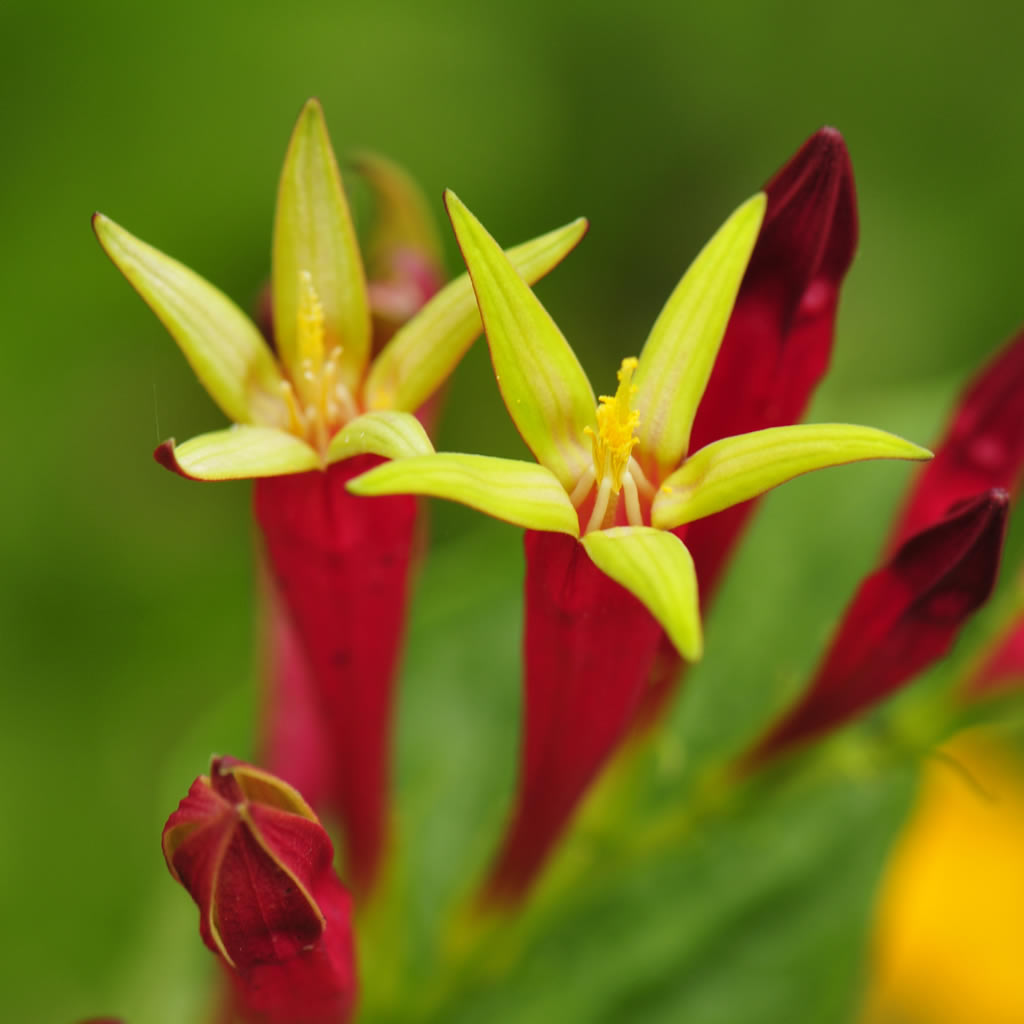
[347,453,580,535]
[581,526,702,660]
[413,763,914,1024]
[444,191,595,491]
[632,193,766,480]
[92,214,286,426]
[652,423,933,530]
[326,410,435,464]
[160,426,320,480]
[365,216,589,415]
[272,98,370,393]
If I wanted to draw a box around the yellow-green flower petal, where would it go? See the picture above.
[325,410,435,464]
[633,193,766,480]
[364,216,589,415]
[92,214,286,427]
[444,191,594,491]
[347,453,580,536]
[273,98,370,394]
[652,423,933,530]
[350,151,444,282]
[581,527,702,661]
[160,426,320,480]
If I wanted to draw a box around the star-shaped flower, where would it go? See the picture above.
[93,99,587,894]
[92,100,587,482]
[350,190,932,661]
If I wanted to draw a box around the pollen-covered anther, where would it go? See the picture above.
[582,357,642,532]
[289,271,357,454]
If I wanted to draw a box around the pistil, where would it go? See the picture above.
[580,357,644,531]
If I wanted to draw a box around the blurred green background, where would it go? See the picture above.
[3,1,1022,1021]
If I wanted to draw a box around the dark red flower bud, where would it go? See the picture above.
[748,490,1009,763]
[687,127,857,595]
[163,757,356,1023]
[480,531,662,906]
[888,329,1024,548]
[640,128,858,726]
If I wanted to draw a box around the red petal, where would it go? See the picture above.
[224,874,357,1024]
[480,531,663,906]
[747,490,1009,763]
[209,812,328,966]
[163,761,357,1022]
[163,761,335,969]
[888,329,1024,547]
[688,126,857,597]
[260,570,334,811]
[253,457,417,894]
[639,129,858,728]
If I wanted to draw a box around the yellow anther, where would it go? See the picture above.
[296,270,325,371]
[585,357,640,494]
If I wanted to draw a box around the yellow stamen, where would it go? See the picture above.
[296,270,325,372]
[279,380,306,435]
[584,357,640,495]
[288,271,357,453]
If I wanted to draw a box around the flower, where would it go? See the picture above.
[746,328,1024,763]
[860,734,1024,1024]
[162,756,357,1024]
[93,101,586,482]
[349,188,930,902]
[638,126,859,726]
[351,189,930,661]
[93,99,586,894]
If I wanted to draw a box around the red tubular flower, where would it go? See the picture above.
[259,569,333,813]
[747,329,1024,763]
[747,490,1008,761]
[254,456,416,892]
[482,532,663,904]
[888,328,1024,547]
[352,187,928,908]
[96,100,586,896]
[255,156,444,873]
[162,757,357,1024]
[638,127,858,726]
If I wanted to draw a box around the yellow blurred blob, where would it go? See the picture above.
[861,732,1024,1024]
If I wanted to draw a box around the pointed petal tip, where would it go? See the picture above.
[154,439,192,479]
[444,188,589,244]
[91,211,117,248]
[808,125,848,154]
[442,188,465,222]
[951,486,1010,528]
[755,126,859,300]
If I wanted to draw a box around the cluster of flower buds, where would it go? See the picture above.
[87,99,1022,1021]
